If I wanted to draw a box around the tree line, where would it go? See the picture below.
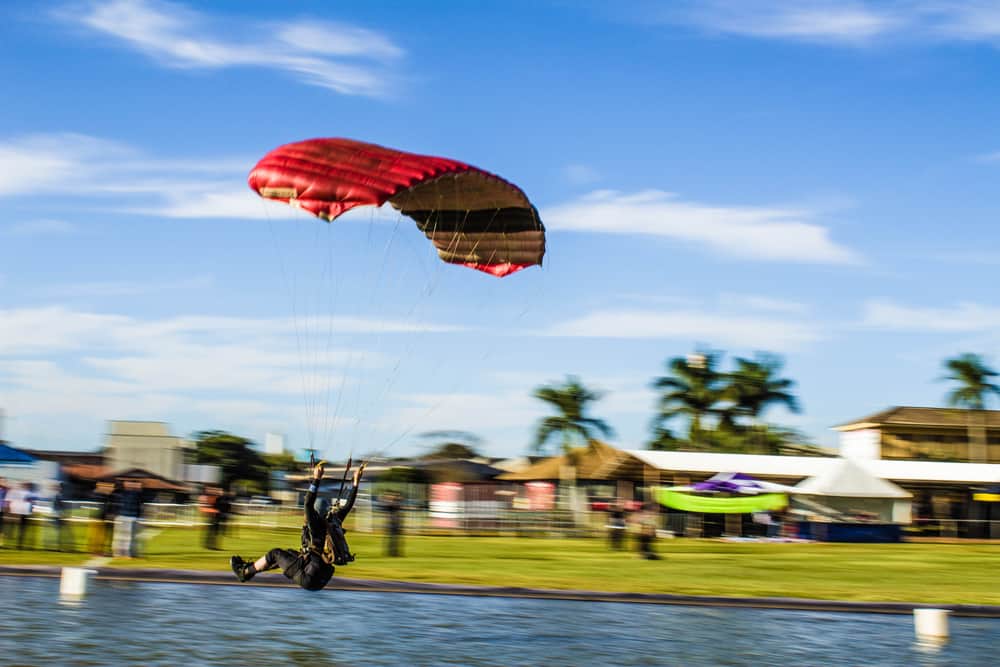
[191,352,1000,490]
[533,351,1000,457]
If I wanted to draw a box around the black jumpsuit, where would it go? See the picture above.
[263,483,334,591]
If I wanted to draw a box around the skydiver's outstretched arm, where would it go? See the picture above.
[333,462,366,521]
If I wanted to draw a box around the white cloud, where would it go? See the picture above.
[652,1,1000,46]
[543,190,859,264]
[2,219,78,237]
[0,133,132,197]
[717,292,810,314]
[64,0,402,96]
[861,299,1000,332]
[544,307,822,349]
[0,133,415,221]
[0,305,472,450]
[0,132,289,219]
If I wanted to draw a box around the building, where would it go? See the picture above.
[104,421,194,482]
[836,406,1000,463]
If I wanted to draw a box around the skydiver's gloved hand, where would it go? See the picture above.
[312,461,327,482]
[353,461,367,486]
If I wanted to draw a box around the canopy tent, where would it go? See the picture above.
[792,459,911,523]
[656,472,797,514]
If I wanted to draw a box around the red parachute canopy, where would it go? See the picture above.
[248,138,545,277]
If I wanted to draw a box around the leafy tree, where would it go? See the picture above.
[262,451,301,474]
[192,430,268,491]
[417,431,484,460]
[648,425,681,451]
[650,351,726,444]
[940,353,1000,461]
[533,376,614,455]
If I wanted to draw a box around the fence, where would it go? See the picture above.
[4,500,999,549]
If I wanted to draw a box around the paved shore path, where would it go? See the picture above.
[3,565,999,618]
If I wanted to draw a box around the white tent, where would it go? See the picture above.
[793,459,912,523]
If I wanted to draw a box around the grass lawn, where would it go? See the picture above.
[2,521,998,604]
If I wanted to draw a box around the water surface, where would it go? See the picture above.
[1,576,996,666]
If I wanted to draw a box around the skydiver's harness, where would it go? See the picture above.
[295,454,358,570]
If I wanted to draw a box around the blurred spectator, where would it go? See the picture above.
[48,482,73,552]
[200,486,231,550]
[634,503,660,560]
[88,481,116,556]
[607,503,627,550]
[8,482,35,549]
[113,480,144,558]
[218,488,233,537]
[382,491,404,557]
[0,478,7,547]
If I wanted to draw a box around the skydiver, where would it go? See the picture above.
[230,460,364,591]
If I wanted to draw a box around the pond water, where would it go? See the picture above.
[0,576,997,666]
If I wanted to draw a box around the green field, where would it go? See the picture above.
[1,520,998,605]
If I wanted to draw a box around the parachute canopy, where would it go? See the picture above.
[248,138,545,277]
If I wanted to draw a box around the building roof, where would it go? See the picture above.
[0,443,36,464]
[62,464,113,481]
[498,441,638,481]
[24,450,105,465]
[626,450,1000,485]
[94,467,189,492]
[834,406,1000,431]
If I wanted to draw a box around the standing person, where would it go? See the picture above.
[229,461,336,591]
[88,481,116,556]
[635,503,661,561]
[49,483,73,552]
[383,490,404,557]
[216,488,233,539]
[607,503,627,550]
[8,482,35,550]
[0,479,7,547]
[199,486,222,550]
[113,480,144,558]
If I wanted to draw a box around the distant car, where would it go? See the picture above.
[248,496,277,505]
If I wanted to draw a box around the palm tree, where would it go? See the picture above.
[940,353,1000,462]
[724,353,801,450]
[533,376,615,455]
[650,351,725,447]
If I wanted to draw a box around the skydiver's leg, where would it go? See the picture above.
[232,547,298,582]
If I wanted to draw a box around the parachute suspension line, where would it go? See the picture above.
[317,218,347,462]
[262,202,321,453]
[344,206,410,458]
[369,178,494,462]
[364,203,445,455]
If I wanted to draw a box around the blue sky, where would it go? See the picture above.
[2,0,1000,459]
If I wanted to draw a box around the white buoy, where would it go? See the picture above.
[914,608,950,641]
[60,567,97,598]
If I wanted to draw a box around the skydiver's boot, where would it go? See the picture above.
[230,555,256,582]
